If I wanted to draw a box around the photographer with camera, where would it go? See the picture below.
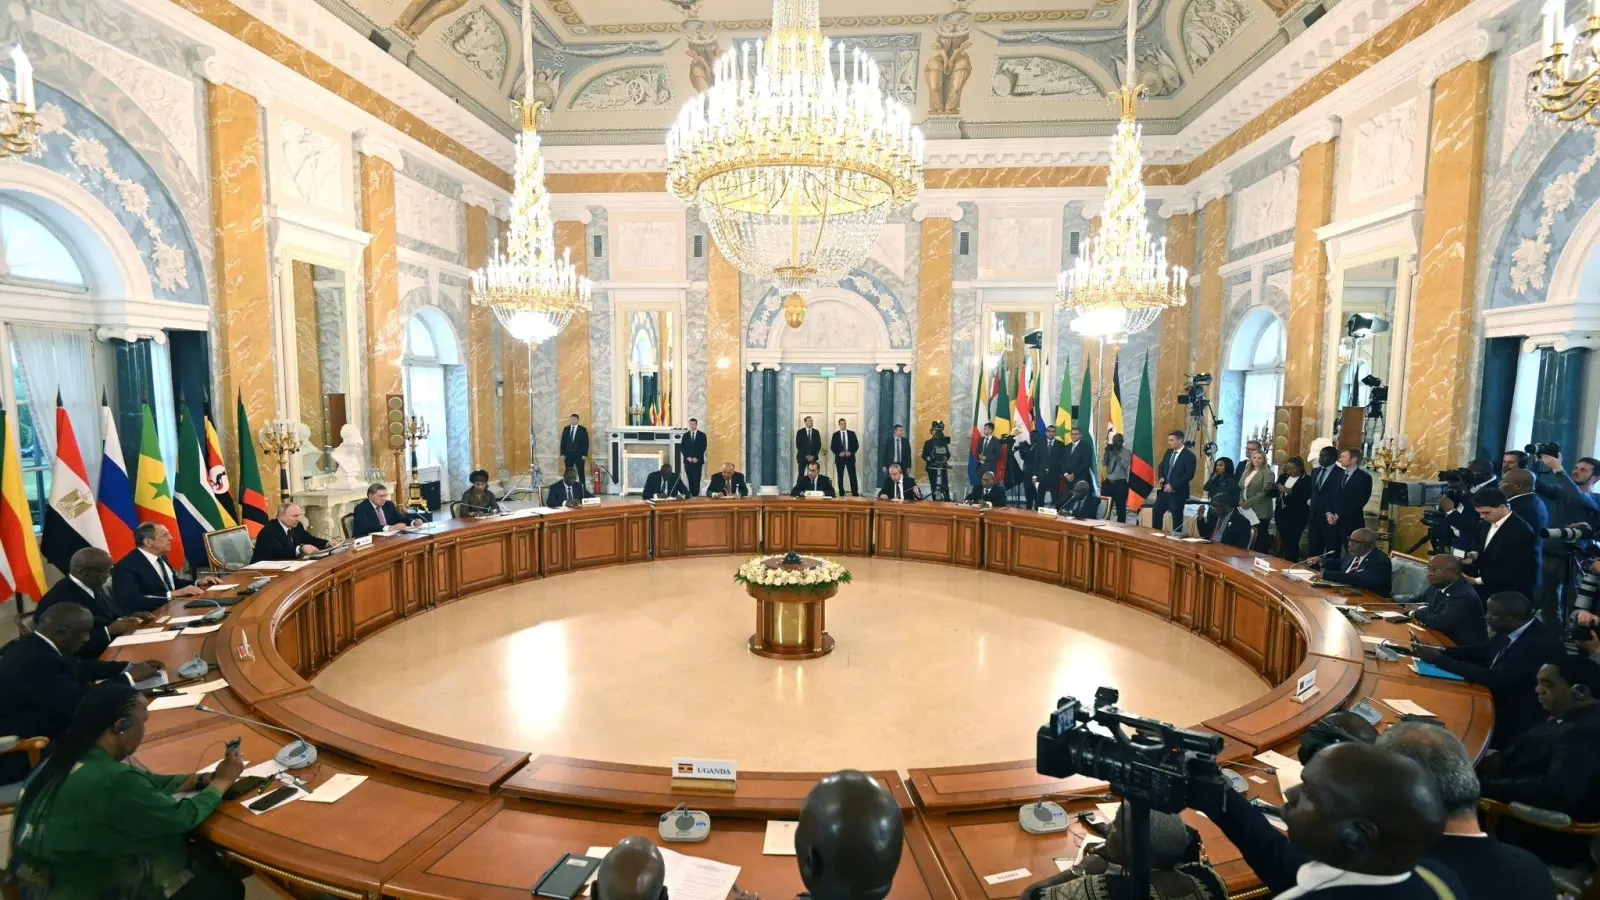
[1436,460,1497,552]
[1533,448,1599,624]
[921,421,952,502]
[1020,801,1225,900]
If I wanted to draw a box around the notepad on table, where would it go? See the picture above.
[110,630,181,647]
[149,693,203,711]
[303,773,366,803]
[763,820,798,855]
[1412,660,1465,681]
[1385,699,1436,717]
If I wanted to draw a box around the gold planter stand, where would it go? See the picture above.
[745,582,838,660]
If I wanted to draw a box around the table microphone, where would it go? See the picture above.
[194,703,318,769]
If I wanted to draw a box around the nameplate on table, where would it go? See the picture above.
[1289,668,1319,705]
[803,491,826,499]
[1036,507,1058,517]
[670,757,737,793]
[351,535,373,550]
[581,497,603,507]
[1252,557,1274,574]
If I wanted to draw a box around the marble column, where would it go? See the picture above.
[1403,59,1491,475]
[761,368,779,488]
[914,211,955,438]
[707,242,743,470]
[1194,193,1230,383]
[1155,209,1197,442]
[1474,336,1521,462]
[463,201,496,473]
[358,138,405,479]
[206,80,279,493]
[1286,131,1338,456]
[554,219,592,439]
[1534,347,1590,453]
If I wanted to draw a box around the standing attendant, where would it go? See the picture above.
[1152,431,1196,532]
[1062,427,1096,492]
[882,425,913,479]
[1100,433,1130,522]
[1238,449,1275,552]
[1272,456,1313,561]
[560,413,590,476]
[974,422,1002,477]
[679,419,707,497]
[831,418,861,497]
[1032,426,1068,509]
[1305,446,1340,557]
[1325,449,1373,551]
[794,416,822,479]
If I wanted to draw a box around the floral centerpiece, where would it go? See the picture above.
[733,552,853,590]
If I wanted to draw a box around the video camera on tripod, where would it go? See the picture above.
[1175,374,1222,457]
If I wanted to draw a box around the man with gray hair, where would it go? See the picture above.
[251,502,332,562]
[1376,721,1554,898]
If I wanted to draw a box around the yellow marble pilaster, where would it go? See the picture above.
[291,261,325,449]
[915,216,954,435]
[360,152,403,478]
[464,203,496,472]
[1155,213,1197,441]
[1286,140,1338,454]
[1405,59,1492,475]
[1195,197,1230,383]
[554,220,592,463]
[706,242,743,469]
[206,82,279,496]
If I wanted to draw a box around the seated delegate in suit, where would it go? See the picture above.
[111,523,219,615]
[1479,655,1600,868]
[965,471,1008,508]
[790,462,836,498]
[1308,528,1393,597]
[351,483,423,538]
[10,682,249,900]
[0,604,160,783]
[250,502,331,563]
[876,463,921,501]
[1407,555,1488,646]
[1410,592,1563,750]
[36,548,149,660]
[1462,488,1538,598]
[707,463,750,498]
[642,463,689,501]
[547,469,591,506]
[1195,491,1252,549]
[458,470,501,515]
[1061,481,1101,520]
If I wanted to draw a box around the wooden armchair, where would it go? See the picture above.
[1481,798,1600,898]
[0,736,49,808]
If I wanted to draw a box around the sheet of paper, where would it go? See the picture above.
[982,869,1031,885]
[131,669,169,691]
[1372,610,1408,621]
[243,760,288,779]
[1255,750,1304,792]
[205,584,236,592]
[110,630,181,647]
[182,623,223,635]
[239,786,308,815]
[1095,802,1121,822]
[177,678,228,695]
[149,693,203,711]
[1179,537,1208,543]
[245,560,294,570]
[167,615,204,624]
[1053,858,1075,873]
[658,848,741,900]
[763,820,798,855]
[302,773,366,803]
[1386,699,1435,717]
[1359,635,1392,645]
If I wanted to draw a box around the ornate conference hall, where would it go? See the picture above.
[0,0,1593,896]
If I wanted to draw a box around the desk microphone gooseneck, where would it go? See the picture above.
[195,703,319,769]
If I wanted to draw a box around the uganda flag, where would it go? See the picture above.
[235,394,271,538]
[1127,359,1156,512]
[1109,356,1125,438]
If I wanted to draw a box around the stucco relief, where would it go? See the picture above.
[395,174,463,257]
[1181,0,1253,73]
[1349,99,1418,202]
[441,6,509,85]
[570,66,673,111]
[279,118,342,210]
[991,216,1052,271]
[990,55,1100,100]
[1232,166,1299,249]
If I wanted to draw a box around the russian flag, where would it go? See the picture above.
[97,398,136,559]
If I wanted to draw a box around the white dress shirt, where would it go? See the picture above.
[1274,862,1412,899]
[138,547,175,593]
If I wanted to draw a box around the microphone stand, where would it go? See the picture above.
[195,703,319,769]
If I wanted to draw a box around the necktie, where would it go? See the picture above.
[1348,555,1361,573]
[375,502,386,526]
[1317,468,1330,489]
[896,480,903,500]
[1490,635,1512,668]
[894,443,900,463]
[1211,515,1225,542]
[156,557,173,591]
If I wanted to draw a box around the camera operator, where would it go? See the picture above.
[1020,801,1225,900]
[1504,449,1528,474]
[1437,460,1497,552]
[920,421,952,502]
[1534,449,1599,624]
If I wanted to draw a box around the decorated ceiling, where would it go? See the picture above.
[330,0,1321,142]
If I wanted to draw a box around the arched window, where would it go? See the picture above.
[1221,309,1285,460]
[401,307,459,496]
[0,203,87,288]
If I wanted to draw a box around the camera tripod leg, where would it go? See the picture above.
[1125,800,1152,900]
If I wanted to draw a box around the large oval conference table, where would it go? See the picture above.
[113,497,1492,900]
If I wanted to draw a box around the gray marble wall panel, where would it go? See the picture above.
[529,340,559,484]
[444,365,471,495]
[685,209,710,426]
[746,369,762,481]
[492,322,506,479]
[586,208,613,435]
[948,203,980,500]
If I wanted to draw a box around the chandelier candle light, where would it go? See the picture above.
[1,45,38,157]
[1056,0,1188,345]
[666,0,925,326]
[469,0,592,345]
[1529,0,1600,126]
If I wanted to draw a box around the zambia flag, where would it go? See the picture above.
[133,404,183,568]
[1128,359,1156,512]
[235,394,270,538]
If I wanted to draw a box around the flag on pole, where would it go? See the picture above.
[1109,356,1126,438]
[1055,363,1074,432]
[1077,361,1096,475]
[1013,357,1035,445]
[133,403,184,569]
[42,395,108,573]
[0,410,46,601]
[992,360,1013,437]
[235,394,270,538]
[1030,358,1045,442]
[97,395,136,559]
[201,399,237,526]
[968,361,987,487]
[175,404,231,566]
[1128,359,1156,513]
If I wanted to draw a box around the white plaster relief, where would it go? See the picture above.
[990,56,1101,100]
[440,5,508,86]
[278,118,342,211]
[615,219,680,274]
[1182,0,1254,73]
[1348,99,1418,203]
[1502,41,1546,165]
[990,217,1052,271]
[570,66,673,111]
[1233,165,1300,248]
[395,174,462,254]
[870,224,908,280]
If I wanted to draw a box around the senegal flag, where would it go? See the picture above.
[133,403,183,568]
[235,394,270,538]
[992,360,1012,437]
[1128,359,1156,512]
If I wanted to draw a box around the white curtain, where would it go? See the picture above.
[148,338,179,484]
[9,325,101,488]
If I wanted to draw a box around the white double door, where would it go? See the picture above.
[793,376,867,475]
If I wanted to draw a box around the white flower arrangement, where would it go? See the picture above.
[733,555,852,590]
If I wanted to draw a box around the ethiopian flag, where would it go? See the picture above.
[133,404,183,569]
[0,409,45,601]
[235,394,270,538]
[1128,359,1156,512]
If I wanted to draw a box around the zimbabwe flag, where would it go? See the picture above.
[1127,359,1155,512]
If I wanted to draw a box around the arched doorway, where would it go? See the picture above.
[402,306,466,501]
[1219,308,1285,462]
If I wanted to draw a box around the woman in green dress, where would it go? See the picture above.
[1022,801,1228,900]
[10,682,248,899]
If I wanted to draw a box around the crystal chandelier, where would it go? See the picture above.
[1056,0,1187,346]
[666,0,925,294]
[469,0,591,346]
[1528,1,1600,126]
[0,46,39,157]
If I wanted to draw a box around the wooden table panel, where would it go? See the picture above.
[763,498,874,556]
[875,503,983,566]
[1203,656,1362,750]
[655,500,763,558]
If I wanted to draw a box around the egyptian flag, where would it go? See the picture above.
[97,395,137,559]
[1127,359,1156,512]
[41,396,108,573]
[202,399,237,526]
[0,410,46,601]
[235,394,270,538]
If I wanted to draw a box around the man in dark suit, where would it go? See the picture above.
[1463,488,1538,598]
[1311,528,1393,597]
[1062,427,1095,492]
[1305,445,1341,557]
[560,413,590,476]
[707,462,749,498]
[1324,449,1373,551]
[111,523,219,615]
[642,462,688,501]
[876,463,920,502]
[36,548,149,660]
[791,462,835,498]
[1195,490,1252,548]
[0,603,160,782]
[1030,425,1067,510]
[547,468,591,506]
[1062,481,1101,520]
[679,418,707,497]
[251,502,332,563]
[830,418,860,496]
[1411,592,1563,750]
[1500,468,1548,614]
[1153,431,1195,532]
[351,483,422,539]
[881,424,913,478]
[795,416,822,480]
[1408,555,1487,646]
[1480,655,1600,868]
[974,422,1002,478]
[965,471,1007,507]
[1440,458,1499,552]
